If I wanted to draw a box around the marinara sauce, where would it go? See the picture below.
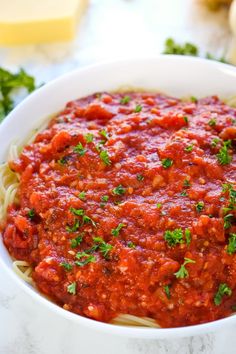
[2,92,236,327]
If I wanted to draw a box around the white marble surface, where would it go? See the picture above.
[0,1,235,353]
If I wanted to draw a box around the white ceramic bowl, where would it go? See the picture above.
[1,56,236,339]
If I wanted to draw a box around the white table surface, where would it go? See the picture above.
[0,1,235,353]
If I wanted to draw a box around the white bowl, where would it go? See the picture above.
[1,55,236,339]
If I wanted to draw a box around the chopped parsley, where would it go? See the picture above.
[156,203,162,208]
[208,118,216,127]
[85,133,94,143]
[112,184,126,195]
[58,156,69,165]
[60,262,72,271]
[214,283,232,306]
[183,116,188,124]
[75,252,96,266]
[180,191,188,197]
[93,237,113,259]
[27,209,35,220]
[191,96,197,103]
[196,201,204,213]
[227,233,236,254]
[99,129,109,140]
[183,179,191,188]
[224,214,234,229]
[163,38,198,56]
[70,234,84,248]
[74,142,87,156]
[70,207,84,216]
[101,195,109,202]
[216,140,232,165]
[67,282,76,295]
[163,285,171,299]
[82,215,96,227]
[164,228,183,247]
[174,258,196,279]
[66,220,80,233]
[78,191,86,200]
[161,158,173,169]
[120,95,131,104]
[184,144,194,152]
[134,104,142,113]
[185,229,191,245]
[111,223,125,237]
[136,174,144,181]
[211,138,220,147]
[127,241,136,249]
[100,150,111,166]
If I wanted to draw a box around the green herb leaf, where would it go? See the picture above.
[164,228,183,247]
[75,252,96,266]
[183,179,191,188]
[163,38,198,56]
[156,203,162,209]
[82,215,96,227]
[85,133,94,143]
[74,142,87,156]
[211,138,220,147]
[99,129,109,140]
[208,118,216,127]
[227,233,236,254]
[100,150,111,166]
[60,262,73,271]
[27,209,35,220]
[185,229,191,245]
[180,191,188,197]
[161,158,173,169]
[127,241,136,249]
[163,285,171,299]
[58,156,70,165]
[70,207,84,216]
[67,282,76,295]
[136,174,144,181]
[101,195,109,202]
[214,283,232,306]
[217,140,232,165]
[111,223,125,237]
[112,184,126,195]
[78,191,86,200]
[120,96,131,104]
[66,220,80,233]
[191,96,198,103]
[134,104,142,113]
[196,201,205,213]
[224,214,234,229]
[93,237,113,259]
[185,144,194,152]
[174,257,195,279]
[70,234,84,248]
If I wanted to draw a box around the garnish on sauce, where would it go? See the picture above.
[214,283,232,306]
[174,258,196,279]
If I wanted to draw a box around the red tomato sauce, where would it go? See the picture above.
[2,92,236,327]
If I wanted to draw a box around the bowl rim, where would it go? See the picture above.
[1,55,236,339]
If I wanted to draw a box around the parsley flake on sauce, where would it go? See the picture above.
[163,285,171,299]
[78,191,86,200]
[127,241,136,249]
[214,283,232,306]
[224,214,234,229]
[100,150,111,166]
[164,228,183,247]
[111,223,125,237]
[112,184,126,195]
[66,220,80,233]
[227,233,236,254]
[70,234,84,248]
[27,209,35,220]
[67,282,76,295]
[120,96,131,104]
[156,203,162,209]
[99,129,109,140]
[161,158,173,169]
[93,237,113,259]
[85,133,94,143]
[184,144,194,152]
[174,258,196,279]
[75,252,96,267]
[74,142,87,156]
[195,201,204,213]
[136,174,144,181]
[216,140,232,165]
[185,229,191,245]
[183,179,191,188]
[208,118,216,127]
[134,104,142,113]
[60,262,73,271]
[70,207,84,216]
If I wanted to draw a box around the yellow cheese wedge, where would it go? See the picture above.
[0,0,88,45]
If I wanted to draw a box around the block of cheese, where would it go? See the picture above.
[0,0,88,45]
